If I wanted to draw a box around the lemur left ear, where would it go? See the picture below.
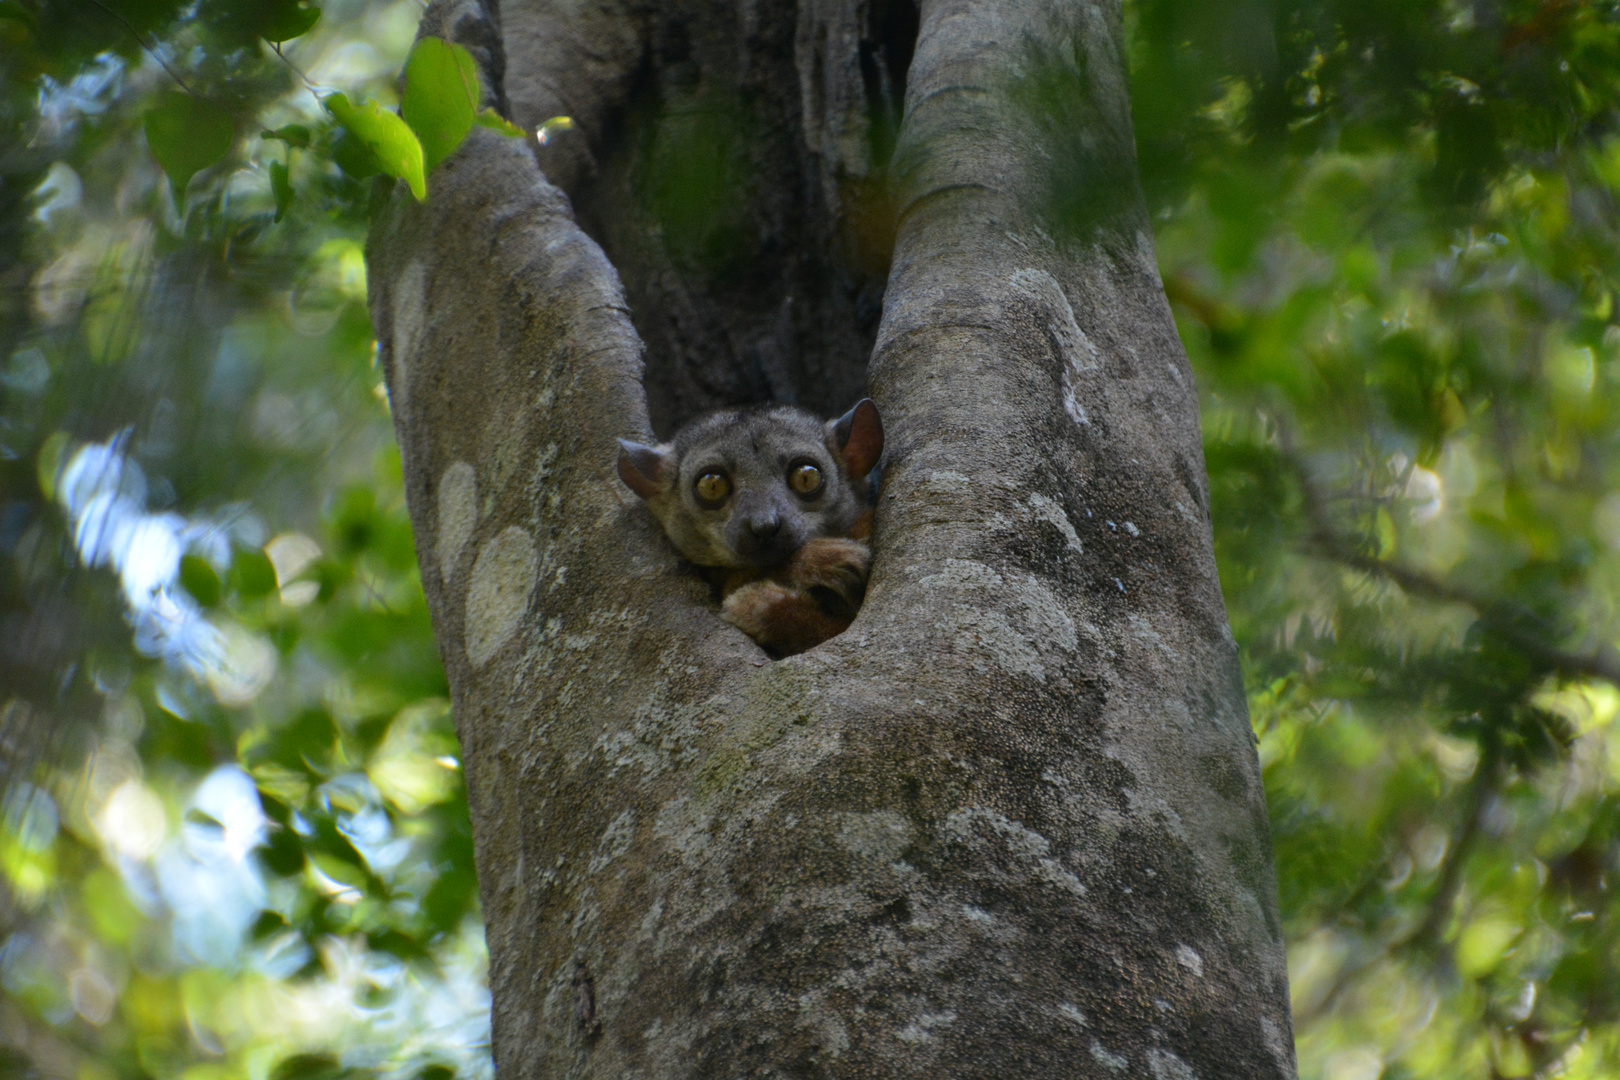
[829,399,883,480]
[616,439,670,500]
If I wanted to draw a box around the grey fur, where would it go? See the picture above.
[619,405,873,569]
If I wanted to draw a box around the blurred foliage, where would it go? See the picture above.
[0,2,488,1078]
[5,1,1620,1079]
[1133,0,1620,1076]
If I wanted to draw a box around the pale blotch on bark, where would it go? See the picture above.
[1149,1047,1203,1080]
[943,807,1087,897]
[465,525,539,669]
[1091,1041,1131,1071]
[1175,943,1205,976]
[896,1011,958,1045]
[834,809,912,864]
[437,461,478,583]
[587,809,636,874]
[389,260,427,413]
[1010,266,1099,427]
[1028,493,1084,553]
[916,559,1077,682]
[1261,1018,1295,1074]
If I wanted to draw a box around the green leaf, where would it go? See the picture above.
[144,92,235,209]
[35,431,69,501]
[260,1,320,43]
[250,910,290,941]
[230,547,278,598]
[474,108,525,138]
[270,1052,346,1080]
[82,869,141,946]
[401,38,480,172]
[212,1,321,46]
[310,851,368,890]
[178,554,223,607]
[330,128,381,179]
[325,93,425,201]
[270,160,293,223]
[261,124,312,149]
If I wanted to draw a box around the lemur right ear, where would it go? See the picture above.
[617,439,670,500]
[829,399,883,480]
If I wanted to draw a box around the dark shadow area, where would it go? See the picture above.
[558,4,919,436]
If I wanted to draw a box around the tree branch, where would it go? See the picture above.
[1290,454,1620,687]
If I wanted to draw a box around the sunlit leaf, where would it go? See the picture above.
[82,868,142,945]
[183,808,223,830]
[475,108,525,138]
[309,851,367,890]
[325,92,426,201]
[401,37,480,172]
[34,430,69,500]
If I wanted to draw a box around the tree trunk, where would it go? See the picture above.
[366,0,1297,1076]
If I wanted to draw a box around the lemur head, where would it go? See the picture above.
[617,399,883,570]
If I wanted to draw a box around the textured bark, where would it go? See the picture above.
[367,0,1298,1077]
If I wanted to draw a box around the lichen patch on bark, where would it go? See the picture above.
[1149,1047,1203,1080]
[437,460,478,582]
[1028,492,1085,553]
[465,525,539,668]
[834,809,913,864]
[388,259,426,413]
[915,558,1077,680]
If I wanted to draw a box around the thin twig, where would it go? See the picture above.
[84,0,196,96]
[1408,740,1498,948]
[270,42,328,109]
[1326,542,1620,686]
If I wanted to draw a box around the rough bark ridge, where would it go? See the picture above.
[367,0,1298,1077]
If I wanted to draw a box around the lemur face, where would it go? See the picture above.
[617,400,883,570]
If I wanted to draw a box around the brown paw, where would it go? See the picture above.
[722,580,852,657]
[784,537,870,615]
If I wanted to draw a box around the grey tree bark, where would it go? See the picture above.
[367,0,1298,1076]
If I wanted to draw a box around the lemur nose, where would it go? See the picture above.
[749,515,781,539]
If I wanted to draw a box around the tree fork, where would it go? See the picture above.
[367,0,1297,1075]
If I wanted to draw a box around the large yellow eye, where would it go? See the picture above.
[694,471,730,505]
[788,462,823,495]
